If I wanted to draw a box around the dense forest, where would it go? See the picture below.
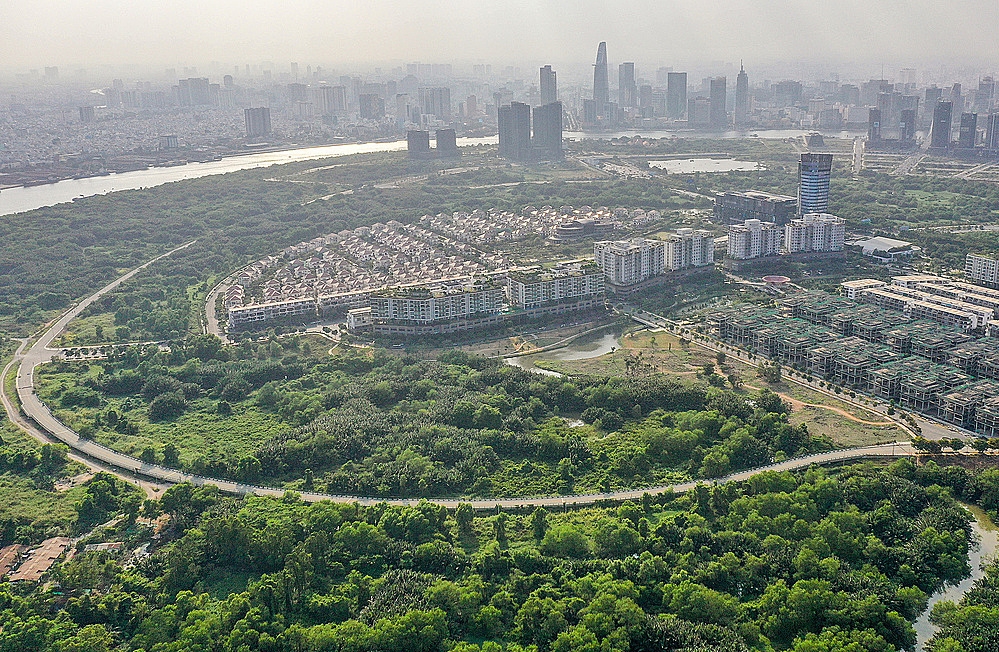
[37,338,829,497]
[1,460,996,652]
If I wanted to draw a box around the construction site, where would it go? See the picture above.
[707,283,999,437]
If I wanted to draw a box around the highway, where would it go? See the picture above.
[7,247,931,511]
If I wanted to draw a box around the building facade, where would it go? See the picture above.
[714,191,797,225]
[967,253,999,288]
[797,153,833,214]
[784,213,846,253]
[507,263,605,310]
[727,219,781,260]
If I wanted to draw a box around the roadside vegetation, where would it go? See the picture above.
[0,460,993,652]
[36,335,831,498]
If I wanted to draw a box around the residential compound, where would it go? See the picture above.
[225,206,651,333]
[507,262,605,313]
[594,228,714,293]
[727,219,782,262]
[784,213,846,254]
[708,274,999,436]
[725,213,845,269]
[967,253,999,288]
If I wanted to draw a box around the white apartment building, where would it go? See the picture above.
[593,239,667,286]
[727,219,782,260]
[369,282,504,324]
[508,263,605,310]
[966,253,999,288]
[595,232,714,287]
[784,213,845,253]
[665,228,715,270]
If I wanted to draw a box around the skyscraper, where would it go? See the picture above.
[540,65,558,106]
[498,102,532,161]
[532,101,563,161]
[666,72,687,119]
[734,63,749,127]
[987,113,999,150]
[931,101,953,148]
[419,87,451,121]
[868,108,882,141]
[798,153,833,214]
[709,77,727,129]
[244,107,272,138]
[593,42,609,111]
[900,109,916,142]
[958,112,978,148]
[619,62,636,107]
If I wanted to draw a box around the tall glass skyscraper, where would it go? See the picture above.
[540,65,557,106]
[931,100,954,148]
[798,153,833,214]
[734,63,749,127]
[593,42,609,111]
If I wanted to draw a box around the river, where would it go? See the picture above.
[0,136,498,217]
[0,127,866,218]
[913,504,998,650]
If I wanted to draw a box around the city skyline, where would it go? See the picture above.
[2,0,999,72]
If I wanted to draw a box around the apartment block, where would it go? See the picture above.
[727,219,781,260]
[784,213,845,253]
[508,263,605,311]
[967,253,999,288]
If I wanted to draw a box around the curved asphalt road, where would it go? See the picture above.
[13,245,920,510]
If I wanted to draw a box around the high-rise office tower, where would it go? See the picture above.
[532,101,563,160]
[709,77,727,128]
[619,62,637,107]
[925,86,942,111]
[959,112,978,148]
[900,109,916,142]
[931,101,953,148]
[540,65,558,106]
[868,108,882,141]
[498,102,532,161]
[419,87,451,121]
[987,113,999,150]
[593,42,609,111]
[639,85,654,118]
[978,77,995,112]
[666,72,687,119]
[734,63,749,127]
[435,129,459,157]
[407,130,431,158]
[244,107,272,138]
[798,153,833,214]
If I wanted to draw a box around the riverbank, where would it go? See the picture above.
[914,503,999,649]
[0,136,498,217]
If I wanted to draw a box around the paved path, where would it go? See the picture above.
[9,252,925,511]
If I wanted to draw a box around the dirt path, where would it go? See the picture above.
[743,382,895,426]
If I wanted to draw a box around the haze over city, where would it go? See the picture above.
[2,0,998,75]
[5,2,999,652]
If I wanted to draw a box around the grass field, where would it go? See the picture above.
[527,328,906,448]
[35,363,288,468]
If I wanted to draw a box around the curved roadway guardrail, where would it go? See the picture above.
[14,244,919,510]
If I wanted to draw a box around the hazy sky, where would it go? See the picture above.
[2,0,997,72]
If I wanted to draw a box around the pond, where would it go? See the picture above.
[648,158,762,173]
[504,331,621,376]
